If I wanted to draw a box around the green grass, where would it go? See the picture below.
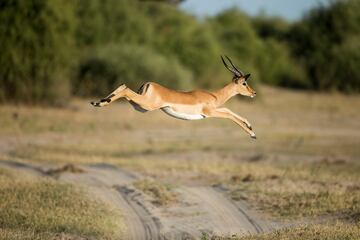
[0,167,124,239]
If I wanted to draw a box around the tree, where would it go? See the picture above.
[288,0,360,91]
[0,0,75,104]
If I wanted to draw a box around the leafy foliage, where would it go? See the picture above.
[74,44,193,96]
[0,0,75,105]
[288,0,360,92]
[144,3,226,88]
[1,0,359,104]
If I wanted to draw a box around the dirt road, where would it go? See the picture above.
[61,164,280,239]
[0,159,279,240]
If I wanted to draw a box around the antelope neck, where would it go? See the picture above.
[213,82,238,106]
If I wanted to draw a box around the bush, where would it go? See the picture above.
[73,44,194,96]
[257,40,308,89]
[288,0,360,91]
[74,1,228,93]
[330,36,360,92]
[209,10,263,68]
[251,15,290,41]
[75,0,153,47]
[0,0,75,105]
[144,3,227,88]
[208,9,264,87]
[2,0,359,105]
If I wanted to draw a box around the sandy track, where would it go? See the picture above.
[0,161,278,239]
[156,186,278,239]
[58,164,278,239]
[117,186,164,240]
[58,164,163,240]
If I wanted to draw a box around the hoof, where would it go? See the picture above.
[251,134,257,139]
[90,101,100,107]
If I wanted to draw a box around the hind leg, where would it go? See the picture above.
[91,84,127,107]
[91,84,161,111]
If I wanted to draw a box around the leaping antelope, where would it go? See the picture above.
[91,56,257,139]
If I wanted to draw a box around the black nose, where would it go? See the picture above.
[254,92,257,95]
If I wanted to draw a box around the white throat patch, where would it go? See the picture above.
[161,107,205,121]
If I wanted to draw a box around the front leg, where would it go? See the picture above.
[216,108,253,130]
[205,108,256,139]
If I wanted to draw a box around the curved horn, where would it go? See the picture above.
[221,56,241,77]
[225,55,244,76]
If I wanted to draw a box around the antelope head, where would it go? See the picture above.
[221,56,256,98]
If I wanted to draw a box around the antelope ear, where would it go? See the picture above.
[233,76,240,84]
[244,74,251,81]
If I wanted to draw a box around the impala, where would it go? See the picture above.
[91,56,257,138]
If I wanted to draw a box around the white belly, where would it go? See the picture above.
[161,107,205,120]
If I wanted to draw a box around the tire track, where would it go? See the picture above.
[0,161,280,239]
[157,186,272,239]
[116,186,164,240]
[58,164,163,240]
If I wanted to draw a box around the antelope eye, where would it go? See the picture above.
[242,82,246,86]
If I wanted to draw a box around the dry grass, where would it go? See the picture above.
[0,167,124,240]
[206,222,360,240]
[228,161,360,219]
[133,179,178,206]
[9,142,359,221]
[1,86,360,237]
[2,87,360,159]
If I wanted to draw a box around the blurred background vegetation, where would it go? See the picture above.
[0,0,359,105]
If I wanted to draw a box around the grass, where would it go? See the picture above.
[2,87,360,159]
[3,147,360,222]
[228,161,360,219]
[1,86,360,237]
[205,222,360,240]
[125,157,360,221]
[133,179,178,206]
[13,143,358,220]
[0,167,124,239]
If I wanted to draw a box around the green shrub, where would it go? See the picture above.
[330,36,360,92]
[73,44,194,96]
[2,0,359,105]
[0,0,75,105]
[75,0,153,47]
[209,10,262,69]
[208,9,263,87]
[257,40,308,89]
[288,0,360,92]
[144,3,227,88]
[251,15,290,41]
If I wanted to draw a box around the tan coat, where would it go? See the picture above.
[91,77,257,138]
